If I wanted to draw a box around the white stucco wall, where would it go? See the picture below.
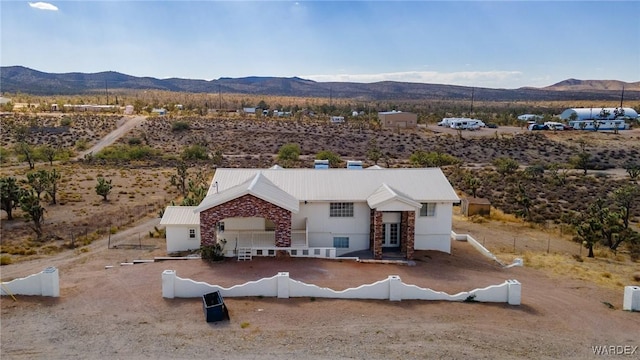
[162,270,521,305]
[223,217,265,231]
[0,267,60,297]
[414,202,453,253]
[294,202,370,255]
[166,225,200,253]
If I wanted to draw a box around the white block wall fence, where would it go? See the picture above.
[0,267,60,297]
[162,270,522,305]
[623,286,640,311]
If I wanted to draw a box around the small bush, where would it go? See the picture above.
[172,121,190,131]
[0,255,13,265]
[127,137,142,145]
[240,322,250,329]
[60,117,72,126]
[182,144,208,160]
[200,240,227,262]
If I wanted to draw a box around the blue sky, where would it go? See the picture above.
[2,1,639,89]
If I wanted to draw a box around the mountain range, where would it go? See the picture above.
[1,66,638,102]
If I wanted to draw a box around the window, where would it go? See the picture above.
[333,237,349,248]
[330,202,354,217]
[189,228,196,238]
[420,203,436,217]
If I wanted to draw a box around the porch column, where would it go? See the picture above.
[373,210,383,260]
[405,211,415,260]
[369,209,375,250]
[274,212,292,247]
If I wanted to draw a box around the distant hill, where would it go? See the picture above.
[545,79,640,91]
[1,66,639,102]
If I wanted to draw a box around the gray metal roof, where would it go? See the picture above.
[366,183,422,209]
[559,107,638,120]
[160,206,200,225]
[205,168,459,203]
[196,172,300,214]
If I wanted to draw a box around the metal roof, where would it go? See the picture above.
[559,107,638,121]
[366,183,422,209]
[160,206,200,225]
[206,168,459,203]
[196,172,300,214]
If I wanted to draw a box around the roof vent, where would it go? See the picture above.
[346,160,363,170]
[314,159,329,169]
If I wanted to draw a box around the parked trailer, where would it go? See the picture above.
[567,119,629,131]
[449,118,484,130]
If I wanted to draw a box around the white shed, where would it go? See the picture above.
[160,206,201,253]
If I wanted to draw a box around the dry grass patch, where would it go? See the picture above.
[518,250,638,290]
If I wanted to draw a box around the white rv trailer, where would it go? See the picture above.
[567,119,629,131]
[449,118,485,130]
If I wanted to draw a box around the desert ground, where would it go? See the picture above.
[1,113,639,359]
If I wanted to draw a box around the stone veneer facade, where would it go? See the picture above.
[200,194,292,247]
[370,209,415,260]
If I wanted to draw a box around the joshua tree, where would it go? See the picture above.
[95,177,113,201]
[0,177,22,220]
[20,189,45,240]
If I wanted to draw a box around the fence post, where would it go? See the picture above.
[277,272,290,299]
[40,267,60,297]
[162,270,176,298]
[507,279,521,305]
[389,275,402,301]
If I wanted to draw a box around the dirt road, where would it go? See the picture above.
[75,115,146,159]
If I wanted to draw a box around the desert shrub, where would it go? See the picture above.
[171,121,190,131]
[127,137,142,145]
[278,143,301,163]
[200,240,227,262]
[182,144,208,160]
[75,139,89,151]
[0,147,11,164]
[60,117,72,126]
[0,255,12,265]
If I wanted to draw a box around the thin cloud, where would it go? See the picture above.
[303,70,524,88]
[29,2,59,11]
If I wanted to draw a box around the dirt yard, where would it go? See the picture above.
[1,211,638,360]
[1,114,639,359]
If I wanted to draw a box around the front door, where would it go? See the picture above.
[382,223,400,247]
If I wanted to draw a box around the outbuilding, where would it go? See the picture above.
[378,111,417,129]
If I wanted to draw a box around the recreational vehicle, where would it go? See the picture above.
[449,119,484,130]
[567,119,629,131]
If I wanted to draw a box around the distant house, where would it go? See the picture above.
[330,116,345,124]
[124,105,134,115]
[161,166,460,260]
[517,114,544,122]
[0,97,11,105]
[378,111,417,129]
[152,108,167,116]
[242,107,257,115]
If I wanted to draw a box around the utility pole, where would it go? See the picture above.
[105,80,109,105]
[218,84,222,110]
[469,87,474,114]
[620,85,624,108]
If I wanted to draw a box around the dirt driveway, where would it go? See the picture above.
[1,215,638,360]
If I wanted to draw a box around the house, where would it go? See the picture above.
[378,111,417,129]
[330,116,345,124]
[152,108,167,116]
[162,166,460,260]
